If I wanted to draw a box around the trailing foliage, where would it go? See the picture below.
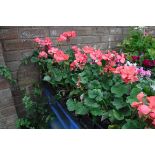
[16,84,54,129]
[0,64,16,84]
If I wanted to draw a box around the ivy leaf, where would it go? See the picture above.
[66,99,76,111]
[111,84,129,97]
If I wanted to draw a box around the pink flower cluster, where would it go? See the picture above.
[47,47,69,63]
[70,46,88,70]
[38,51,48,59]
[82,46,104,66]
[48,48,69,63]
[131,92,155,126]
[34,37,53,48]
[113,65,138,83]
[137,67,151,77]
[103,51,126,72]
[57,31,77,42]
[70,45,126,71]
[34,37,69,62]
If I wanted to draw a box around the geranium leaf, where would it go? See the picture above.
[66,99,76,111]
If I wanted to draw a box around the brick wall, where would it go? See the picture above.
[0,26,141,128]
[0,42,17,128]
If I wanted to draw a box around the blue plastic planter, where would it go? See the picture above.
[43,85,80,129]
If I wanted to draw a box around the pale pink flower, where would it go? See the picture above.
[138,105,151,115]
[38,51,48,58]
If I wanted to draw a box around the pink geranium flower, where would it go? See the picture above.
[90,49,103,66]
[71,46,81,53]
[147,96,155,110]
[38,51,48,58]
[116,53,125,63]
[48,47,59,55]
[53,50,69,62]
[131,92,155,127]
[70,50,87,70]
[57,31,77,42]
[137,92,145,102]
[131,102,140,108]
[34,37,53,48]
[82,46,94,54]
[138,105,151,115]
[152,119,155,126]
[113,65,138,83]
[56,34,67,42]
[149,112,155,119]
[34,37,41,44]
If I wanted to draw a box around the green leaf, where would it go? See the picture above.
[112,98,127,110]
[66,99,76,111]
[75,104,88,115]
[127,87,141,104]
[78,71,89,84]
[43,75,51,82]
[51,68,62,82]
[108,124,120,129]
[31,56,38,63]
[111,84,129,97]
[109,109,124,121]
[88,80,101,89]
[122,119,142,129]
[90,109,104,116]
[80,76,88,84]
[84,97,100,108]
[88,89,103,101]
[113,110,124,120]
[148,48,155,60]
[69,89,81,97]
